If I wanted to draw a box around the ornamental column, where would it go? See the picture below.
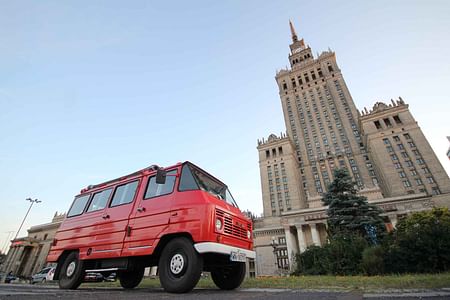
[284,226,298,269]
[310,223,321,246]
[295,224,307,252]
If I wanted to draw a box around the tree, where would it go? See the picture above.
[322,169,385,243]
[384,207,450,273]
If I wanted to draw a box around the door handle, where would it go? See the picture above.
[102,214,110,219]
[137,207,146,212]
[171,212,178,217]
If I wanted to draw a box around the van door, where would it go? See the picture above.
[122,169,178,257]
[87,180,141,259]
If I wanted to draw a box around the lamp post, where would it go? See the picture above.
[270,238,279,276]
[14,198,42,240]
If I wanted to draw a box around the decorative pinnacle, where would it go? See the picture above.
[289,20,298,42]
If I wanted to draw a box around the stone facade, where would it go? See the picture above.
[254,21,450,276]
[1,212,65,278]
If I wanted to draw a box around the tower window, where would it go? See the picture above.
[374,120,382,129]
[393,115,402,124]
[384,118,392,127]
[272,149,277,157]
[278,146,283,155]
[328,65,334,72]
[282,83,287,90]
[266,150,270,159]
[304,73,310,83]
[317,68,323,77]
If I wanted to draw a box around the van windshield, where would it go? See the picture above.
[179,164,238,208]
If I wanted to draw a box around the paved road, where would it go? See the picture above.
[1,284,450,300]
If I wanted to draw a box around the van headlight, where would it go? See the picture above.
[247,230,251,239]
[215,218,223,231]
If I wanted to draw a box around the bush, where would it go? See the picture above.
[326,233,367,275]
[361,246,385,275]
[293,245,328,275]
[293,233,367,276]
[384,208,450,273]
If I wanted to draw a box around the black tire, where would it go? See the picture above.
[211,262,246,290]
[158,237,203,293]
[58,252,84,290]
[118,267,144,289]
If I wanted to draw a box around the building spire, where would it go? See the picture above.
[289,20,298,42]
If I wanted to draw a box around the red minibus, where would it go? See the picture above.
[47,162,254,293]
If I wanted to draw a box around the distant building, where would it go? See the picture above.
[1,212,65,277]
[254,21,450,275]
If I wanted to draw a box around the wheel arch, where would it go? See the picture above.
[153,232,194,263]
[53,249,79,280]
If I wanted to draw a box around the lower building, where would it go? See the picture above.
[1,212,65,278]
[253,192,450,275]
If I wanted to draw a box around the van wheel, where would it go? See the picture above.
[58,252,84,289]
[118,267,144,289]
[158,237,203,293]
[211,262,245,290]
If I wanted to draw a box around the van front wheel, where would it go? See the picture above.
[211,262,246,290]
[158,237,203,293]
[58,252,84,290]
[118,267,144,289]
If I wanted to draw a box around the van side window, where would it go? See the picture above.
[110,180,139,207]
[67,195,90,217]
[179,164,199,191]
[87,188,112,212]
[145,170,177,199]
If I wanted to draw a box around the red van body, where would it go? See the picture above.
[47,162,254,293]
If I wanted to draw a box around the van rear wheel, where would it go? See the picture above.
[158,237,203,293]
[211,262,246,290]
[58,252,84,289]
[118,267,144,289]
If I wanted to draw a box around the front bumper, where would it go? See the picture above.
[194,242,256,259]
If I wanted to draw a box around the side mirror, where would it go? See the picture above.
[155,168,167,184]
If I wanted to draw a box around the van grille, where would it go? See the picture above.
[216,209,250,240]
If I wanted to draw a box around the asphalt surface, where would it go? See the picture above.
[1,283,450,300]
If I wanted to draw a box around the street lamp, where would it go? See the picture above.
[270,237,279,276]
[14,198,42,240]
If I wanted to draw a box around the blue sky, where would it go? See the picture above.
[1,1,449,250]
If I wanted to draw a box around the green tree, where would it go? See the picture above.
[323,169,385,243]
[384,207,450,273]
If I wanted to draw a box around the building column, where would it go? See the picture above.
[295,224,307,253]
[284,226,298,269]
[310,223,321,246]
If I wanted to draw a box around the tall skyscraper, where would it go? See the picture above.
[254,21,450,276]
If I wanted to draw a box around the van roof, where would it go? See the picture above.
[79,161,226,195]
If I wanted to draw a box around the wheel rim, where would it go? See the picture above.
[170,253,185,275]
[66,261,76,277]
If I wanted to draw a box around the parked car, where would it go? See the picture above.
[84,273,104,282]
[104,273,116,282]
[4,272,17,283]
[30,267,55,284]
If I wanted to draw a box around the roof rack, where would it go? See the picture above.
[83,164,160,192]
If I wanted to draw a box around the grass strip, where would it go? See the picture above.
[86,273,450,291]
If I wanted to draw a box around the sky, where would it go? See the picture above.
[1,0,450,252]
